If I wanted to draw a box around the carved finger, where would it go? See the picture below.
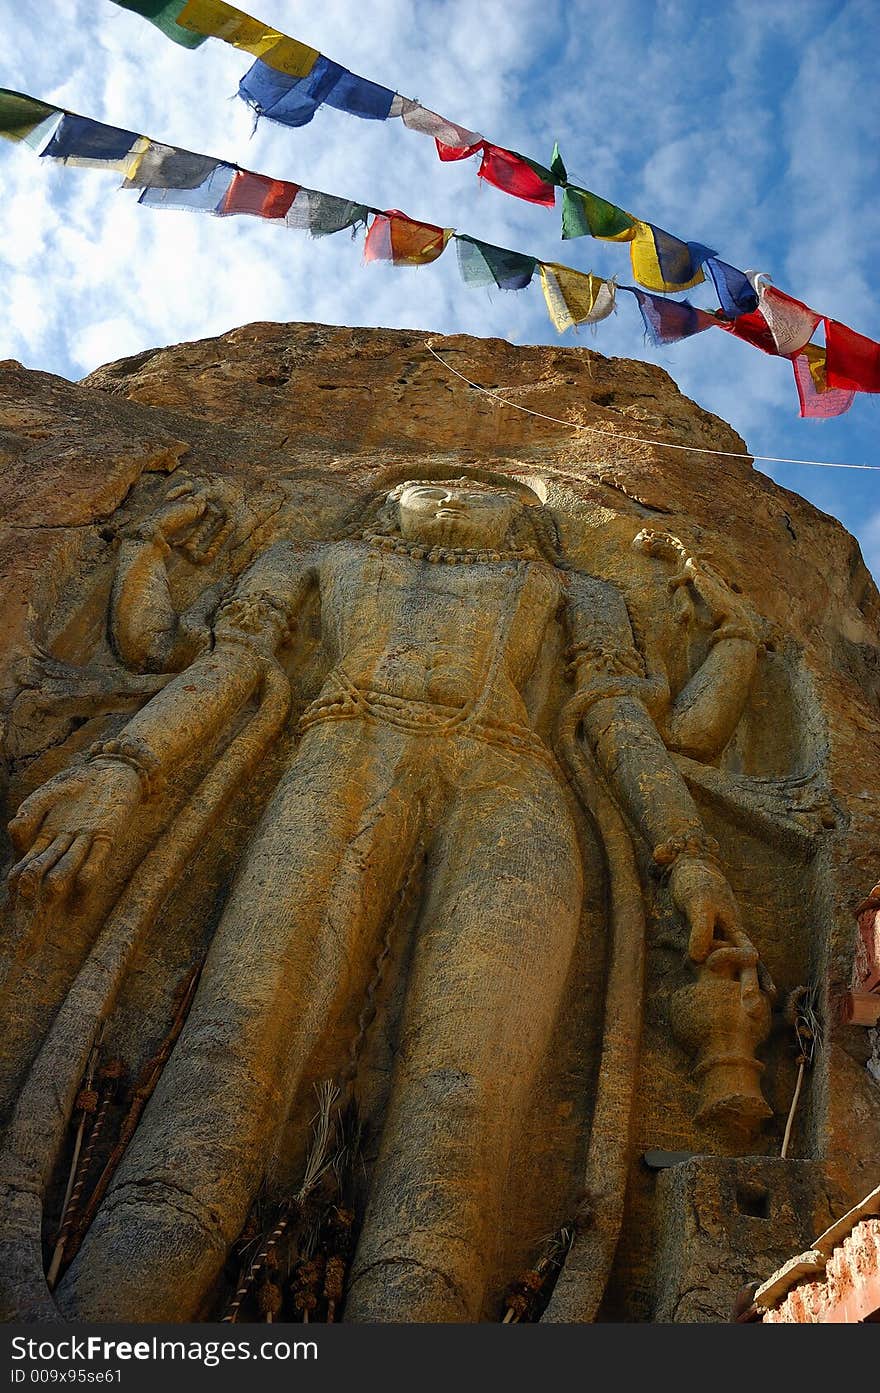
[686,904,715,963]
[705,944,757,975]
[43,833,93,900]
[160,498,206,536]
[7,783,61,853]
[7,833,54,892]
[76,836,113,890]
[16,833,75,898]
[667,569,692,592]
[165,481,196,501]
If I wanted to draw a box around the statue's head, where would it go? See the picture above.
[396,480,519,550]
[357,475,565,564]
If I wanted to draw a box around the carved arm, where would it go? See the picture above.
[8,543,315,903]
[633,531,762,762]
[110,481,248,674]
[563,572,774,1136]
[563,573,755,970]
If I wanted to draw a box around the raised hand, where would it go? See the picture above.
[148,479,243,565]
[633,529,759,640]
[7,759,142,904]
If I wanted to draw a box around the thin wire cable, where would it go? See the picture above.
[424,342,880,471]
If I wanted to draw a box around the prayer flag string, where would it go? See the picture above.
[96,0,801,316]
[2,86,877,416]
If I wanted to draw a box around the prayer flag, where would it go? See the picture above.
[364,211,453,266]
[218,170,298,218]
[825,319,880,394]
[562,186,636,241]
[716,308,780,355]
[755,285,820,356]
[239,55,346,126]
[123,141,221,189]
[176,0,318,72]
[0,89,57,144]
[478,145,556,207]
[705,258,758,317]
[138,162,235,211]
[323,71,395,121]
[284,189,370,237]
[628,288,715,345]
[791,346,854,418]
[436,137,485,163]
[456,236,536,291]
[399,100,481,149]
[630,222,713,292]
[540,264,616,332]
[549,142,567,185]
[40,113,141,171]
[112,0,207,48]
[239,53,392,125]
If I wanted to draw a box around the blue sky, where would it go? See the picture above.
[1,0,878,567]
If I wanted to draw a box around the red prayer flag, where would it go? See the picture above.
[825,319,880,393]
[716,308,780,356]
[219,171,298,219]
[435,137,485,163]
[477,144,556,207]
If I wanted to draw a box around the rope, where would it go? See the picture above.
[424,342,880,472]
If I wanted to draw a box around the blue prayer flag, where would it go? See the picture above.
[239,55,349,127]
[627,287,715,345]
[705,258,759,317]
[324,70,395,121]
[41,113,139,166]
[239,55,394,126]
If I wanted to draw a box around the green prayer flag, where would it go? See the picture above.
[112,1,208,48]
[309,193,370,238]
[549,141,567,185]
[0,89,57,143]
[562,185,636,240]
[456,235,536,291]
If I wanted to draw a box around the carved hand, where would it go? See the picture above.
[668,555,758,640]
[159,480,242,565]
[131,480,242,566]
[7,761,142,902]
[669,855,755,970]
[151,488,208,548]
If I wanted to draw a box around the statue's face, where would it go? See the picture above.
[397,483,518,549]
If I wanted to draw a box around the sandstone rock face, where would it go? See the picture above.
[0,321,878,1324]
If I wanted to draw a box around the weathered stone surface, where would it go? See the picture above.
[652,1156,841,1322]
[0,321,878,1324]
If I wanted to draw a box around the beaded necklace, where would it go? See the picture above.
[360,530,536,565]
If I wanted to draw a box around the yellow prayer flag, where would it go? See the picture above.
[629,220,705,293]
[539,264,616,333]
[176,0,319,73]
[803,343,830,393]
[260,36,322,77]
